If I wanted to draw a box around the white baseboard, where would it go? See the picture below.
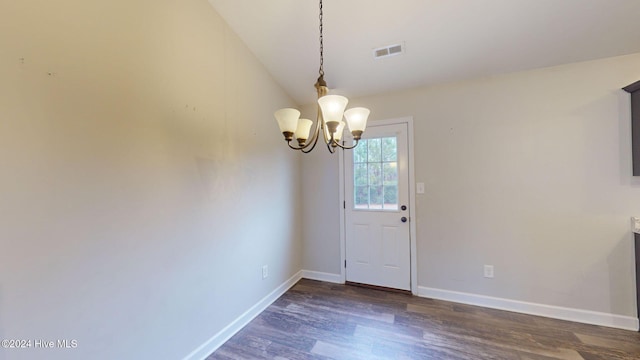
[183,270,303,360]
[301,270,343,284]
[418,286,639,331]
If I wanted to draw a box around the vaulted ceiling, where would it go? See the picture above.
[208,0,640,105]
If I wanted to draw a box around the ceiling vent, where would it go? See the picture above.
[373,43,404,59]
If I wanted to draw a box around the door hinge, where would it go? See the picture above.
[343,201,346,209]
[344,260,347,268]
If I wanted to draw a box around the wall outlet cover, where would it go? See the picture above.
[484,265,494,278]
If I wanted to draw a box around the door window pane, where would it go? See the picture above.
[383,185,398,209]
[354,142,367,163]
[367,138,381,162]
[368,163,382,186]
[355,186,369,208]
[354,164,368,186]
[383,163,398,184]
[382,137,397,161]
[353,136,398,210]
[369,185,383,208]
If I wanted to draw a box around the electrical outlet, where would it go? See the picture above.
[484,265,494,278]
[262,265,268,279]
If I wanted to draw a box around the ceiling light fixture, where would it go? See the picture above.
[274,0,370,154]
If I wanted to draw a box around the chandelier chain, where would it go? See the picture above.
[318,0,324,77]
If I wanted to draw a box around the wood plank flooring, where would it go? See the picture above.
[208,279,640,360]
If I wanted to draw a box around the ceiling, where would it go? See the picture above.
[207,0,640,105]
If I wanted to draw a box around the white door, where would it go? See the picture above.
[344,123,411,290]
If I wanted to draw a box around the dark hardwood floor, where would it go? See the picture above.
[208,279,640,359]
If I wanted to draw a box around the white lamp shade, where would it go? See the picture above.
[294,119,313,140]
[274,108,300,133]
[344,107,370,132]
[333,122,346,141]
[318,95,348,125]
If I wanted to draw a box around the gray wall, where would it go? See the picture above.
[301,148,342,274]
[0,1,301,359]
[302,53,640,317]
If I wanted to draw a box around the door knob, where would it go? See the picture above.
[401,217,408,223]
[401,205,407,211]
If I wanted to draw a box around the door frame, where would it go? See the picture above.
[338,116,418,294]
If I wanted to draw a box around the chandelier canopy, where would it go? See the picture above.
[274,0,370,153]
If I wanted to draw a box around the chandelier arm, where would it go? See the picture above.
[300,125,322,153]
[299,114,323,152]
[287,123,318,154]
[308,110,323,145]
[284,115,323,151]
[326,142,337,154]
[325,131,339,154]
[319,111,331,145]
[301,139,319,154]
[286,141,304,151]
[329,138,360,150]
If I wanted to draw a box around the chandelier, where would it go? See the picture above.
[274,0,370,154]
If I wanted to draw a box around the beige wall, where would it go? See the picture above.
[0,1,301,359]
[301,148,342,274]
[303,53,640,318]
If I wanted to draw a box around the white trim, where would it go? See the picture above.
[405,118,418,295]
[418,286,639,331]
[340,117,418,293]
[301,270,344,284]
[338,148,347,283]
[182,271,303,360]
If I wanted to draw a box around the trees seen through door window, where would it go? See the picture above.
[353,137,398,210]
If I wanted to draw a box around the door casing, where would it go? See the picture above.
[339,117,418,294]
